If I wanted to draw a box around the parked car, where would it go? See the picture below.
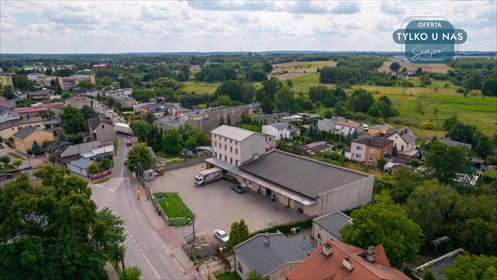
[231,184,246,194]
[214,229,229,243]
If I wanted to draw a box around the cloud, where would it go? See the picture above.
[286,1,329,14]
[330,2,361,14]
[187,0,275,11]
[379,2,405,15]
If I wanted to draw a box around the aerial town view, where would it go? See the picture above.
[0,0,496,279]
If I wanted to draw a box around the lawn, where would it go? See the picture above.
[154,192,193,219]
[215,272,242,280]
[484,170,497,179]
[8,152,25,159]
[183,81,220,94]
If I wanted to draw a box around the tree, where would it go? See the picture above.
[474,134,494,159]
[447,123,476,145]
[127,143,153,174]
[2,85,15,99]
[61,106,87,134]
[423,269,437,280]
[130,120,152,143]
[119,266,142,280]
[389,62,401,74]
[443,115,459,131]
[377,158,388,171]
[31,141,42,155]
[162,129,182,156]
[228,220,240,248]
[348,89,375,113]
[81,105,98,120]
[482,77,497,96]
[424,141,472,185]
[98,158,113,171]
[443,255,497,280]
[87,161,99,175]
[464,72,482,90]
[262,62,273,73]
[12,158,23,169]
[0,165,125,279]
[247,269,269,280]
[340,201,423,267]
[0,155,10,166]
[406,180,459,242]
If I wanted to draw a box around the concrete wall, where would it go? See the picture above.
[350,142,366,162]
[236,257,250,279]
[312,222,339,246]
[67,163,88,177]
[0,125,18,139]
[240,134,266,165]
[93,123,115,144]
[313,176,374,217]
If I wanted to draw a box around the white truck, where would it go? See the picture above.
[115,123,133,135]
[194,167,222,186]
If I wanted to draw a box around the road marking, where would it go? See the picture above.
[141,251,161,279]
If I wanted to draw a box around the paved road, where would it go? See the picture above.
[91,134,186,279]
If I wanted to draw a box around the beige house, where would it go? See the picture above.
[88,115,115,144]
[14,128,54,154]
[0,120,19,139]
[211,125,266,166]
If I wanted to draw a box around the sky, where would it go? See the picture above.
[0,0,496,54]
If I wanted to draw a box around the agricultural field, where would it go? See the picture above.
[271,60,337,80]
[183,81,220,94]
[378,60,452,73]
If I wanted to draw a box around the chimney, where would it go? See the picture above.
[343,257,354,271]
[367,245,376,263]
[322,243,333,257]
[264,233,270,246]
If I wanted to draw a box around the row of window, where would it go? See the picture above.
[213,141,238,154]
[214,151,239,165]
[354,145,376,154]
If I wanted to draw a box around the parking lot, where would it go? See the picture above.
[148,163,308,238]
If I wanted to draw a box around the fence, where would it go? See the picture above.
[160,155,210,171]
[140,176,189,226]
[181,231,217,260]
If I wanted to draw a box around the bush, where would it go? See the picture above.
[420,120,436,130]
[352,112,367,120]
[66,133,83,144]
[251,219,313,236]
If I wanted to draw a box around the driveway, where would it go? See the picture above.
[148,163,308,238]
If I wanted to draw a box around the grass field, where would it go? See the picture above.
[215,272,241,280]
[183,81,220,94]
[154,192,193,219]
[8,152,25,159]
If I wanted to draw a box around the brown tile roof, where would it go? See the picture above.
[13,107,49,114]
[287,240,410,280]
[336,119,361,129]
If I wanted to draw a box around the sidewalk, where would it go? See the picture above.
[136,189,196,279]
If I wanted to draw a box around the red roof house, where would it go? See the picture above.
[286,240,410,280]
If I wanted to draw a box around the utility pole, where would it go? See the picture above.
[192,214,196,264]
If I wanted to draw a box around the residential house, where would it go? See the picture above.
[211,125,267,167]
[0,74,13,87]
[0,106,20,123]
[0,120,19,139]
[111,94,136,109]
[13,128,54,154]
[92,62,112,71]
[262,122,300,140]
[27,90,51,103]
[44,141,72,164]
[349,137,393,167]
[87,115,115,144]
[13,107,49,119]
[17,117,45,130]
[45,140,101,165]
[58,75,96,90]
[64,97,92,109]
[67,158,93,177]
[234,233,307,279]
[368,124,394,136]
[312,211,352,244]
[287,240,410,280]
[318,117,364,137]
[81,145,114,161]
[0,97,16,108]
[27,73,57,87]
[386,127,417,152]
[302,141,334,155]
[207,135,374,216]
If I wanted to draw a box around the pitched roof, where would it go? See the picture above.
[13,107,49,114]
[239,150,370,199]
[353,136,394,148]
[44,140,72,153]
[13,127,37,139]
[439,139,472,149]
[313,212,352,241]
[88,115,114,132]
[17,116,43,125]
[211,125,258,141]
[336,119,361,128]
[68,158,93,169]
[393,127,417,144]
[234,233,307,276]
[287,240,410,280]
[0,120,17,130]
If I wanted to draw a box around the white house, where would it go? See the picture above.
[211,125,266,166]
[318,117,364,137]
[312,211,352,245]
[261,122,300,140]
[386,127,417,152]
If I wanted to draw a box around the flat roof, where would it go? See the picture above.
[239,150,370,199]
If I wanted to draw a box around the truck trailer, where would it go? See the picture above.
[194,167,222,186]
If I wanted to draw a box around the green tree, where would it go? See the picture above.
[481,77,497,96]
[0,155,10,166]
[162,129,182,156]
[423,269,437,280]
[424,141,472,185]
[443,115,459,131]
[61,106,87,134]
[447,123,476,145]
[130,120,152,143]
[98,158,113,171]
[31,141,42,155]
[2,85,15,99]
[238,219,250,244]
[81,105,98,120]
[348,89,375,113]
[444,255,497,280]
[87,161,99,175]
[389,62,401,74]
[119,266,142,280]
[474,134,494,159]
[229,220,240,248]
[0,165,125,279]
[262,62,273,73]
[340,201,423,267]
[12,158,23,169]
[464,72,482,90]
[406,180,459,242]
[127,143,153,174]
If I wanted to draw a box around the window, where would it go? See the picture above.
[368,156,374,161]
[235,148,238,154]
[356,146,362,150]
[215,152,217,157]
[224,155,227,161]
[236,160,239,165]
[101,125,104,129]
[369,148,375,154]
[230,158,233,164]
[355,154,361,158]
[230,146,232,152]
[317,233,321,240]
[224,145,227,151]
[230,139,232,144]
